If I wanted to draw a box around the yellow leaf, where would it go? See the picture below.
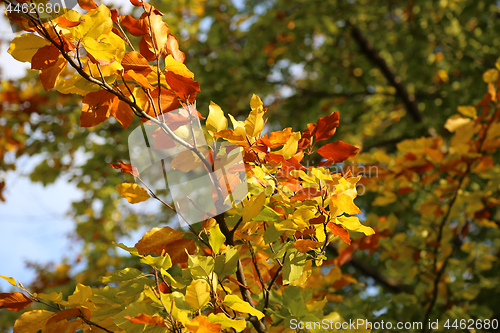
[8,33,50,63]
[330,193,361,215]
[208,313,247,331]
[185,280,211,310]
[206,102,228,135]
[336,216,375,236]
[250,94,263,110]
[483,68,499,83]
[457,106,477,119]
[82,37,117,63]
[242,192,266,223]
[64,283,93,306]
[164,55,194,78]
[74,4,113,40]
[14,310,55,333]
[223,295,264,319]
[277,132,301,160]
[208,224,226,255]
[116,183,150,204]
[245,95,265,137]
[0,275,18,287]
[444,115,472,133]
[228,114,247,137]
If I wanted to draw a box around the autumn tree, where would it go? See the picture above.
[0,0,374,332]
[1,0,500,332]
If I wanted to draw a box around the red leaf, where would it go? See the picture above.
[0,292,32,311]
[327,222,351,245]
[130,0,143,6]
[316,140,359,163]
[314,111,340,142]
[164,71,200,102]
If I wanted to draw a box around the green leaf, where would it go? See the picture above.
[33,292,62,303]
[282,250,307,285]
[100,267,144,284]
[264,223,284,244]
[141,255,172,271]
[214,246,239,276]
[208,224,226,254]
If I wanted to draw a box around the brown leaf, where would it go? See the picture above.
[0,292,32,311]
[316,140,359,163]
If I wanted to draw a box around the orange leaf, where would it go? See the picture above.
[39,54,67,92]
[213,129,246,144]
[327,222,351,245]
[186,315,221,333]
[0,292,32,311]
[260,128,292,148]
[147,13,169,53]
[122,51,152,76]
[135,227,196,266]
[31,45,60,70]
[331,193,361,215]
[167,34,185,63]
[120,15,149,37]
[293,239,321,253]
[78,0,98,10]
[124,69,154,90]
[314,111,340,142]
[164,71,200,102]
[316,140,359,162]
[56,17,82,28]
[108,160,137,175]
[130,0,143,6]
[125,313,167,327]
[46,307,91,326]
[80,90,115,127]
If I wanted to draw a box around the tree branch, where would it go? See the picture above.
[348,19,424,123]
